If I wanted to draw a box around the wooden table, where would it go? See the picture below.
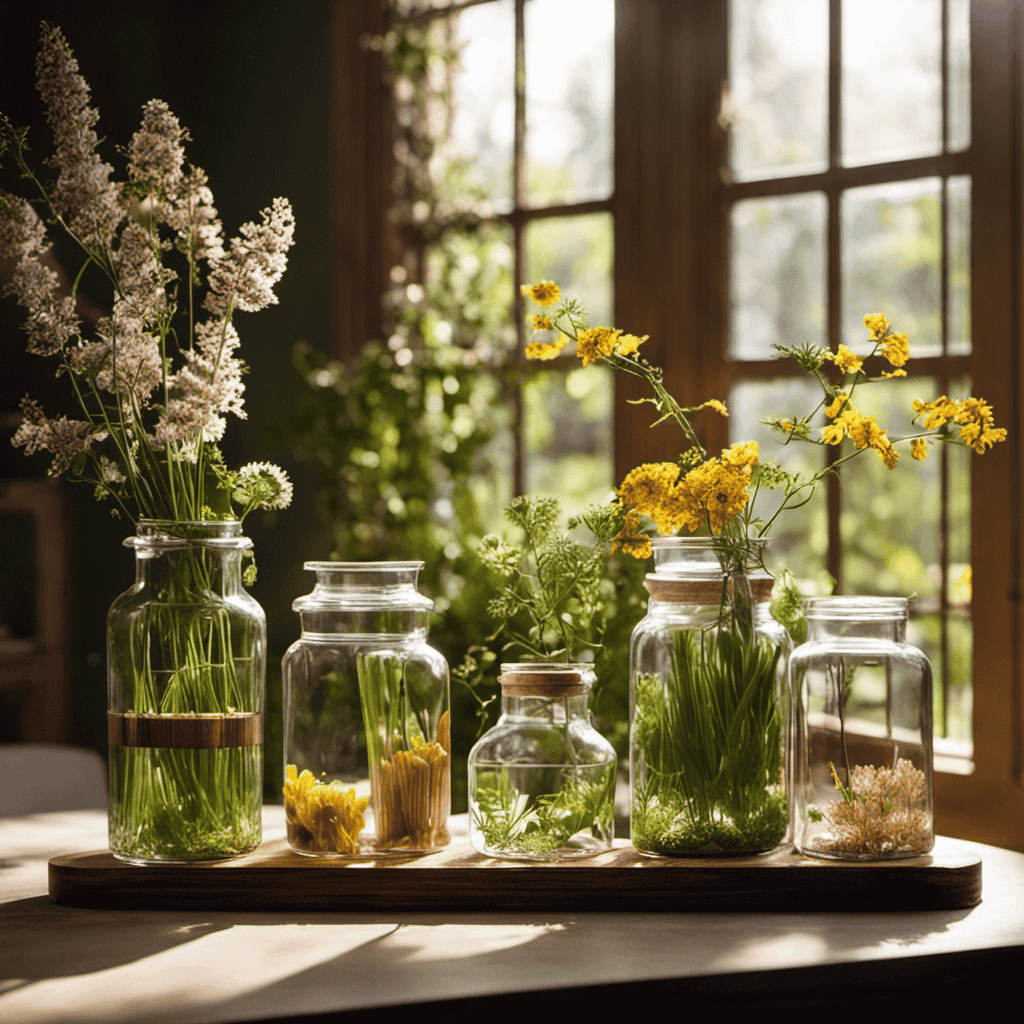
[2,807,1022,1022]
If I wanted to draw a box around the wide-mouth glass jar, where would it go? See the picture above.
[468,663,616,861]
[629,537,789,857]
[107,520,265,864]
[282,562,450,857]
[791,596,934,860]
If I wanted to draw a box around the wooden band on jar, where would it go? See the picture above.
[498,672,587,697]
[644,576,775,603]
[108,712,263,749]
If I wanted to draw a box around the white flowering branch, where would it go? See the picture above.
[1,24,294,525]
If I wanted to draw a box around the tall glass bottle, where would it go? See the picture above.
[282,562,450,856]
[107,520,265,864]
[629,537,788,856]
[468,663,616,860]
[791,597,934,859]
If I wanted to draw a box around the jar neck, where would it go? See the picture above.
[132,544,245,596]
[500,692,591,721]
[804,597,908,642]
[298,609,430,637]
[651,536,769,578]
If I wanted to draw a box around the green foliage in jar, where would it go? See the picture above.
[631,627,787,856]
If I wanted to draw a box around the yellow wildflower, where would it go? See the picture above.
[521,280,560,306]
[825,392,850,419]
[615,333,648,357]
[611,508,653,559]
[525,334,568,361]
[863,313,890,338]
[875,437,899,469]
[821,410,852,445]
[702,399,728,417]
[618,462,681,521]
[952,397,1008,453]
[881,369,907,378]
[722,439,759,470]
[879,330,910,367]
[912,396,958,430]
[531,314,554,331]
[577,326,622,368]
[911,438,929,461]
[680,458,750,534]
[831,344,863,375]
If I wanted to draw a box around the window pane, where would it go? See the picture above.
[525,212,613,338]
[842,0,942,166]
[947,0,971,152]
[524,0,614,206]
[730,193,826,359]
[842,178,941,356]
[523,367,613,518]
[728,0,828,181]
[839,377,941,594]
[729,378,828,589]
[948,175,971,355]
[449,0,515,212]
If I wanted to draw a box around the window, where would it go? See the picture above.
[615,0,1024,848]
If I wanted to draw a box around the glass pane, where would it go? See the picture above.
[948,175,971,355]
[728,0,828,181]
[842,0,942,166]
[525,212,614,341]
[948,0,971,152]
[524,0,614,207]
[729,378,829,589]
[730,192,827,359]
[839,377,941,602]
[523,367,614,519]
[842,178,941,356]
[449,0,515,212]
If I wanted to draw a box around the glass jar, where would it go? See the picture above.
[468,663,616,861]
[629,537,789,856]
[107,520,266,864]
[282,562,450,856]
[791,597,934,860]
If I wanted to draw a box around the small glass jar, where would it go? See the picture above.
[107,520,265,864]
[282,562,450,857]
[468,663,616,861]
[629,538,789,857]
[791,597,934,860]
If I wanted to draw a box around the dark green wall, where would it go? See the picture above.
[1,1,336,758]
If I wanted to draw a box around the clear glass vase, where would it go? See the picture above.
[629,537,789,856]
[107,520,266,864]
[282,562,450,856]
[791,597,934,860]
[468,663,617,861]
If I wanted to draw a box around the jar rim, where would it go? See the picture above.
[804,596,908,620]
[304,560,425,572]
[128,519,250,549]
[499,662,594,674]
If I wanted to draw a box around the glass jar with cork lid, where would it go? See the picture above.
[468,662,617,860]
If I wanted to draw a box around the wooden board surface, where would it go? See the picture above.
[48,836,982,911]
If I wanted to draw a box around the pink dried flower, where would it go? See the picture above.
[35,25,122,248]
[11,396,101,476]
[205,197,295,316]
[0,194,79,355]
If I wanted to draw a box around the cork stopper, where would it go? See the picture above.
[498,669,587,697]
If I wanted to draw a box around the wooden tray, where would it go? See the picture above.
[49,836,982,911]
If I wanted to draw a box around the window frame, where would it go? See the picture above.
[614,0,1024,849]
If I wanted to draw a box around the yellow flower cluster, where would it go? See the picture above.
[617,442,758,540]
[284,764,370,855]
[531,314,554,331]
[611,507,652,559]
[702,399,728,417]
[863,312,890,337]
[822,403,898,468]
[879,331,910,368]
[521,280,560,306]
[576,326,622,367]
[830,345,863,375]
[525,335,568,360]
[912,396,1007,454]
